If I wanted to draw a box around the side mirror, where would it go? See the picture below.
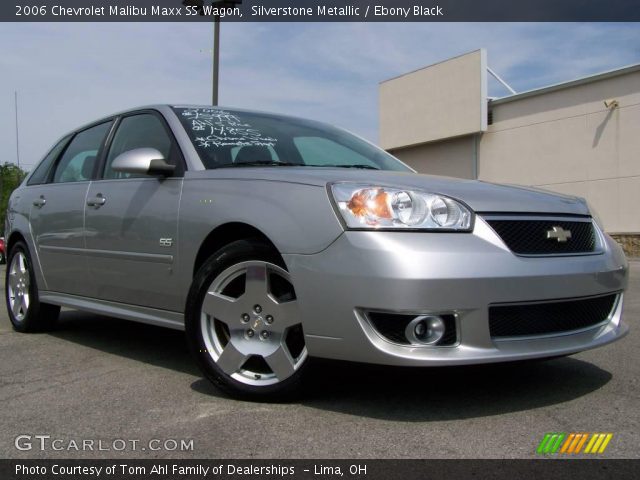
[111,148,176,176]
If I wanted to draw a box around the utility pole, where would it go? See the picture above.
[212,16,220,106]
[210,0,242,106]
[14,91,20,167]
[184,0,242,106]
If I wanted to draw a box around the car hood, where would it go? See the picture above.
[190,167,590,215]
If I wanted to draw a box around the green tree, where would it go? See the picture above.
[0,163,28,236]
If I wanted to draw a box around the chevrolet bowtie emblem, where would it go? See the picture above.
[546,226,572,243]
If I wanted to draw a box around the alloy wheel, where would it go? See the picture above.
[8,252,30,322]
[200,260,307,386]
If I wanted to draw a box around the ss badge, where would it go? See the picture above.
[159,238,174,247]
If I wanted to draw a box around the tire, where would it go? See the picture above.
[185,238,308,401]
[0,251,5,264]
[5,241,60,332]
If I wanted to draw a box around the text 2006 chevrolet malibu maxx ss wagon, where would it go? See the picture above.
[5,105,629,399]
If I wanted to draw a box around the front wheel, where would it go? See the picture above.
[185,239,308,400]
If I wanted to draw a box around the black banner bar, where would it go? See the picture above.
[1,459,640,480]
[3,0,640,22]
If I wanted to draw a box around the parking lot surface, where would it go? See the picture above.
[1,262,638,459]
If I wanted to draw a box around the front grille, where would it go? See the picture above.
[484,217,597,255]
[367,312,457,346]
[489,294,617,339]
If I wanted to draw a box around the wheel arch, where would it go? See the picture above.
[192,222,282,277]
[7,230,27,253]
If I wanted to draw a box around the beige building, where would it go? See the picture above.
[379,50,640,255]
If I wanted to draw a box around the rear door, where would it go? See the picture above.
[29,121,113,296]
[84,111,184,311]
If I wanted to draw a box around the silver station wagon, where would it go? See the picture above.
[5,105,629,399]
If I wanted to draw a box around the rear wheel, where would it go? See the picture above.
[5,241,60,332]
[185,239,308,400]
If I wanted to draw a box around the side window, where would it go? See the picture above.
[104,114,174,179]
[52,122,112,184]
[293,136,377,168]
[27,135,71,185]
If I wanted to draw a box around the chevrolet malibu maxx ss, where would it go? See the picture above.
[4,105,629,399]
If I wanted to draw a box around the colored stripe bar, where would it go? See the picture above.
[539,433,614,455]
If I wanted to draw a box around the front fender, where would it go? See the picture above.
[175,177,344,300]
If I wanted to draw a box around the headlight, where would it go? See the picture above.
[330,183,473,231]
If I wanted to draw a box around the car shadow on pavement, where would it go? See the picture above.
[297,357,613,421]
[50,310,199,376]
[191,355,612,420]
[51,311,612,421]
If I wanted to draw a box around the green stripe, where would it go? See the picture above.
[550,433,566,453]
[544,434,559,453]
[537,434,553,454]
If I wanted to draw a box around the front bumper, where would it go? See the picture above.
[284,217,629,366]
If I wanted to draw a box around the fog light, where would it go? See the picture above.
[405,315,446,345]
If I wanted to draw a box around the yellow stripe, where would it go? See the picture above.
[584,434,598,453]
[561,434,576,453]
[590,434,606,454]
[598,434,613,453]
[575,434,589,454]
[568,434,582,454]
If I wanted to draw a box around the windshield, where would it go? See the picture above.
[172,107,411,171]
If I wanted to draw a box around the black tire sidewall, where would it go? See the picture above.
[185,239,308,401]
[5,241,58,332]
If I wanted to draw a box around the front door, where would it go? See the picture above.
[84,112,184,311]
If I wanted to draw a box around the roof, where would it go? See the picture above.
[490,62,640,106]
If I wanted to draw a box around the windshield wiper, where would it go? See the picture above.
[218,161,302,168]
[309,164,380,170]
[214,162,380,170]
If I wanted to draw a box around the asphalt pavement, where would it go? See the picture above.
[1,262,638,459]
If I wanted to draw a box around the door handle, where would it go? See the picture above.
[33,196,46,208]
[87,194,107,207]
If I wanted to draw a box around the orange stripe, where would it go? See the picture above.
[575,433,589,453]
[568,434,582,454]
[561,434,576,453]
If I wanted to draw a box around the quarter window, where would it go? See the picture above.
[52,122,112,183]
[27,135,71,185]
